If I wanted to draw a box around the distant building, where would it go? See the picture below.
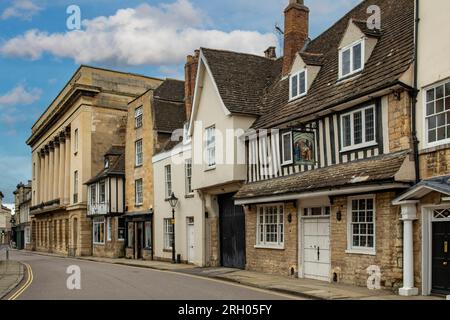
[0,191,12,245]
[13,181,32,250]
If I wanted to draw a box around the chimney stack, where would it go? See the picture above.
[283,0,309,76]
[264,46,277,59]
[184,49,200,121]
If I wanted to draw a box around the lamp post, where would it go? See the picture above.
[168,192,179,264]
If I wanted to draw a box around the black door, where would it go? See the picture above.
[432,221,450,294]
[218,193,246,269]
[136,222,143,259]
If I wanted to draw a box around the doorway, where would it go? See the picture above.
[432,221,450,294]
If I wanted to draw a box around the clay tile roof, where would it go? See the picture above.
[104,145,125,156]
[154,79,185,102]
[252,0,414,129]
[201,48,282,116]
[85,147,125,185]
[235,151,410,200]
[299,52,324,66]
[352,19,383,38]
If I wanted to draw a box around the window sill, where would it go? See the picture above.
[340,142,378,153]
[205,166,216,172]
[289,92,307,102]
[254,245,285,250]
[185,194,195,199]
[135,204,143,208]
[93,243,105,246]
[420,142,450,155]
[337,70,363,83]
[345,249,376,256]
[135,165,143,169]
[163,249,173,253]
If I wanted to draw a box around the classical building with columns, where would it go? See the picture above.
[27,66,162,257]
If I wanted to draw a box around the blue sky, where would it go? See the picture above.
[0,0,361,203]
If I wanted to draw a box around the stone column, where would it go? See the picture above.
[44,148,49,202]
[59,134,66,202]
[54,140,60,201]
[399,202,419,296]
[40,151,45,204]
[48,143,55,201]
[64,133,71,205]
[34,153,40,206]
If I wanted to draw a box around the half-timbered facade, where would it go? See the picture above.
[233,0,420,293]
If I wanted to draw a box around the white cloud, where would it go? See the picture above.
[0,0,277,66]
[0,0,43,21]
[0,84,42,109]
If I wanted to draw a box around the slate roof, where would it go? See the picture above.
[201,48,282,116]
[85,146,125,185]
[393,176,450,203]
[235,151,410,200]
[152,79,186,133]
[251,0,415,129]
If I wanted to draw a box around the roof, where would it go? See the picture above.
[201,48,282,115]
[393,176,450,204]
[154,79,185,102]
[235,151,410,200]
[85,147,125,185]
[252,0,414,129]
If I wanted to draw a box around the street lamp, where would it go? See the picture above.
[168,192,179,264]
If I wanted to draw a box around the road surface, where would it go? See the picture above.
[5,251,299,300]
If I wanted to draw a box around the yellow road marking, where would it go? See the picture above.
[8,263,33,300]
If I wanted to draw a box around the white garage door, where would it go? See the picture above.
[303,218,330,281]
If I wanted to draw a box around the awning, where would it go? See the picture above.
[235,150,414,205]
[393,176,450,205]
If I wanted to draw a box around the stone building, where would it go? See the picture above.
[0,192,12,245]
[12,181,32,250]
[27,66,161,257]
[124,79,186,260]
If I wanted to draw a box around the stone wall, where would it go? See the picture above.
[330,192,404,290]
[388,91,413,153]
[92,217,125,258]
[420,148,450,179]
[245,203,298,276]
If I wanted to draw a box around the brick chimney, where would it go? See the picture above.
[283,0,309,76]
[184,49,200,121]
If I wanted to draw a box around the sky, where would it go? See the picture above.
[0,0,362,204]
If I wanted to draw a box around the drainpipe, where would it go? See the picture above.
[412,0,420,183]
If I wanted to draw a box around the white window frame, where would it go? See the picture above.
[89,184,96,206]
[205,126,216,168]
[185,159,193,195]
[423,78,450,148]
[340,105,377,152]
[99,180,106,204]
[164,218,173,250]
[144,221,152,249]
[135,106,143,129]
[135,139,143,167]
[165,165,172,198]
[255,204,285,249]
[135,179,143,206]
[106,217,112,242]
[289,69,308,101]
[281,131,293,165]
[339,39,365,79]
[93,217,105,245]
[346,195,376,255]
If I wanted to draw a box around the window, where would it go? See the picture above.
[185,159,193,195]
[256,204,284,248]
[281,132,293,165]
[127,223,134,247]
[135,106,143,128]
[165,165,172,198]
[106,217,112,241]
[303,207,331,216]
[289,70,307,100]
[135,179,143,205]
[25,226,31,244]
[93,217,105,244]
[118,217,125,240]
[348,196,375,253]
[341,105,376,151]
[73,171,78,203]
[339,40,364,78]
[206,126,216,168]
[99,181,106,204]
[145,221,152,249]
[425,80,450,145]
[90,184,96,205]
[135,139,143,166]
[74,129,79,153]
[164,218,174,250]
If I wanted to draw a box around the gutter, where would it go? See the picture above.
[412,0,421,183]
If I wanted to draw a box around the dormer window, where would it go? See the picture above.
[339,39,364,79]
[104,158,109,169]
[289,70,307,101]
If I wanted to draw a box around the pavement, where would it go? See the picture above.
[0,255,25,300]
[4,250,302,300]
[26,250,444,300]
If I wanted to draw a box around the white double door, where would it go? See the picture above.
[302,217,331,281]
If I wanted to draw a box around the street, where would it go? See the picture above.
[5,251,299,300]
